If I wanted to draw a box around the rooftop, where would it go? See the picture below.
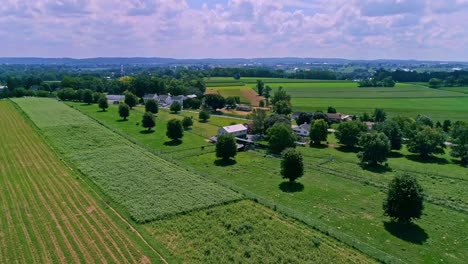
[222,124,247,133]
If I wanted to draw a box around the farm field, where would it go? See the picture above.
[74,99,468,263]
[9,98,376,263]
[205,77,468,120]
[0,101,162,263]
[12,98,241,223]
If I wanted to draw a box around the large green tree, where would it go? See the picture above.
[204,94,226,111]
[273,100,292,115]
[280,148,304,183]
[145,99,159,114]
[124,91,138,109]
[182,116,194,130]
[256,80,264,96]
[374,120,403,150]
[267,124,296,154]
[216,134,237,161]
[450,121,468,165]
[271,86,291,105]
[98,96,108,112]
[250,108,267,134]
[407,126,445,158]
[358,132,391,166]
[335,121,368,148]
[166,119,184,141]
[170,101,182,113]
[373,108,386,122]
[142,112,156,131]
[199,110,210,122]
[82,89,93,104]
[118,103,130,121]
[383,175,424,223]
[309,119,328,145]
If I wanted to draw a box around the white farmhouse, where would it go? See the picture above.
[171,95,186,106]
[106,95,125,104]
[218,124,248,138]
[292,123,311,137]
[143,94,158,103]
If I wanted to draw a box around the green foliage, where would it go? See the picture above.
[118,103,130,121]
[271,86,291,105]
[407,126,445,158]
[450,121,468,165]
[416,115,434,128]
[357,132,391,166]
[443,119,451,133]
[374,120,403,150]
[98,96,108,111]
[250,108,267,134]
[142,111,156,131]
[273,100,292,115]
[256,80,264,96]
[358,77,395,87]
[392,116,416,138]
[166,119,184,141]
[296,112,313,126]
[182,116,193,130]
[428,78,443,88]
[281,148,304,182]
[170,101,182,113]
[259,100,265,107]
[373,108,386,122]
[14,98,240,223]
[145,99,159,114]
[267,124,296,154]
[327,106,337,114]
[264,114,291,131]
[199,110,210,122]
[124,91,138,109]
[82,89,93,104]
[216,134,237,161]
[225,96,237,108]
[309,119,328,145]
[335,121,368,147]
[204,94,226,110]
[383,175,424,223]
[183,97,201,109]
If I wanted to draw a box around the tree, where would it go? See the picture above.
[142,112,156,131]
[358,132,391,166]
[407,126,445,158]
[383,175,424,223]
[145,99,159,114]
[271,86,291,105]
[216,134,237,161]
[118,103,130,121]
[280,148,304,183]
[82,89,93,104]
[359,112,372,122]
[374,121,403,150]
[226,96,237,108]
[335,121,368,148]
[204,94,226,111]
[450,121,468,165]
[98,96,108,112]
[264,85,272,105]
[428,78,443,88]
[373,108,386,122]
[442,119,451,133]
[124,92,138,109]
[327,106,337,114]
[256,80,264,96]
[166,119,184,141]
[310,119,328,145]
[199,110,210,122]
[170,101,182,113]
[416,115,434,128]
[392,116,416,138]
[250,108,267,134]
[264,114,291,131]
[267,124,296,154]
[182,116,193,130]
[296,112,313,126]
[273,100,292,115]
[183,98,201,109]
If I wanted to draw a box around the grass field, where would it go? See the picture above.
[73,99,468,263]
[0,101,163,263]
[440,86,468,94]
[12,98,241,223]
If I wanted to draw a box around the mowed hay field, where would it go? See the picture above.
[0,101,162,263]
[12,98,241,223]
[206,77,468,120]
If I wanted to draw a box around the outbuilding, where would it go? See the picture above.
[218,124,248,138]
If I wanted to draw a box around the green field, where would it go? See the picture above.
[440,86,468,94]
[12,98,241,223]
[0,101,163,263]
[71,100,468,263]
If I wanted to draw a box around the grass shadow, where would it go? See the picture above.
[214,159,237,166]
[388,151,404,158]
[384,221,429,245]
[80,103,92,106]
[360,163,392,173]
[405,154,448,165]
[336,146,360,153]
[140,130,155,134]
[116,119,128,122]
[164,139,182,146]
[279,181,304,193]
[310,143,328,149]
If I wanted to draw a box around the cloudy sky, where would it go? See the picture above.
[1,0,467,60]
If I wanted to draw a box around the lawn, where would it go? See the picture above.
[12,98,241,223]
[0,101,163,263]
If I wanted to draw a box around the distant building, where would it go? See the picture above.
[143,94,158,103]
[292,123,311,137]
[218,124,248,138]
[325,113,353,123]
[158,95,172,106]
[171,95,186,106]
[236,104,252,112]
[106,95,125,104]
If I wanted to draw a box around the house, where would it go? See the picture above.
[292,123,311,137]
[106,95,125,104]
[236,104,252,112]
[158,95,172,106]
[326,113,344,123]
[143,94,158,103]
[172,95,186,106]
[218,124,248,138]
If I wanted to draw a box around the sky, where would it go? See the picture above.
[0,0,468,61]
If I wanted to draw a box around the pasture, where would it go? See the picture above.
[0,101,162,263]
[13,98,241,223]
